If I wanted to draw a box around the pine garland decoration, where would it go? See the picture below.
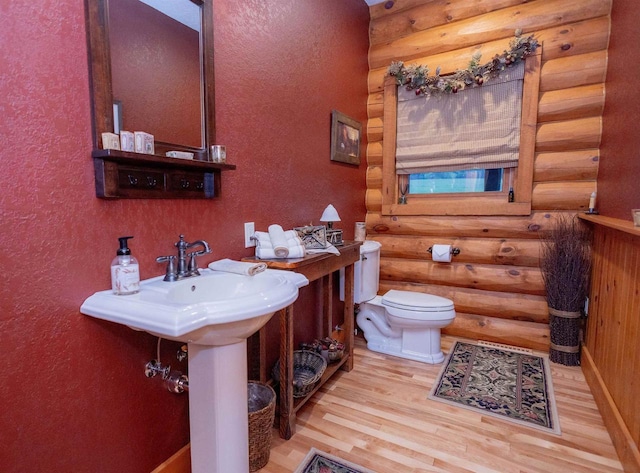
[387,30,539,96]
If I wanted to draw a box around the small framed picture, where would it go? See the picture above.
[330,110,361,165]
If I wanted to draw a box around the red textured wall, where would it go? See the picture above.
[598,0,640,220]
[0,0,369,471]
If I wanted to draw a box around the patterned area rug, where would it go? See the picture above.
[294,448,376,473]
[429,340,561,435]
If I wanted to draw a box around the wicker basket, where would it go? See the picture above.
[326,346,345,363]
[248,382,276,472]
[272,350,327,398]
[301,338,345,363]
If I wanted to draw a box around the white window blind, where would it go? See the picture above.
[395,62,525,174]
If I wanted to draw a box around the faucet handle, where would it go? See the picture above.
[156,255,177,282]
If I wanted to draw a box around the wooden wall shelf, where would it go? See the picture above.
[92,149,236,199]
[579,213,640,237]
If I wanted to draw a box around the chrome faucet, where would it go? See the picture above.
[157,235,211,282]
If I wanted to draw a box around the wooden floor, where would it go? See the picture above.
[258,335,623,473]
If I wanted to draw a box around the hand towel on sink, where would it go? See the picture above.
[268,224,290,258]
[208,258,267,276]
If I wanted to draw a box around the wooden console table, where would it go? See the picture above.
[244,241,361,439]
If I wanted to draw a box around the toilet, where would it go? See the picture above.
[341,240,456,364]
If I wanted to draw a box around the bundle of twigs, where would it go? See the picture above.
[540,215,592,365]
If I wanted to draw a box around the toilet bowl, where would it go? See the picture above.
[341,240,455,364]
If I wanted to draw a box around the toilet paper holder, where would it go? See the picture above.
[427,246,461,256]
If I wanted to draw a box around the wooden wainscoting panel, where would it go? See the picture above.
[581,216,640,473]
[582,346,640,473]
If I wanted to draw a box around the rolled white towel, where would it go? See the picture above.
[253,231,274,247]
[254,230,298,241]
[256,244,306,259]
[268,224,289,258]
[254,234,303,250]
[208,258,267,276]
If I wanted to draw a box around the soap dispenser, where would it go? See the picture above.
[111,236,140,295]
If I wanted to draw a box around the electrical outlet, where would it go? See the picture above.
[244,222,256,248]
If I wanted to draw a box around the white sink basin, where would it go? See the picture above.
[82,264,308,473]
[80,268,308,346]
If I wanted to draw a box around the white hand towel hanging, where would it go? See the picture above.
[208,259,267,276]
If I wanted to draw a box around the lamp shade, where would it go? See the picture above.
[320,204,341,223]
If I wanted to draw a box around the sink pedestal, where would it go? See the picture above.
[189,341,250,473]
[80,268,309,471]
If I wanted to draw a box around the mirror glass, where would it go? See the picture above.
[108,0,204,149]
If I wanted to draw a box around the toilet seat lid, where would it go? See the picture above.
[382,290,454,312]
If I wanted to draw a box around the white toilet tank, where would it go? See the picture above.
[340,240,381,303]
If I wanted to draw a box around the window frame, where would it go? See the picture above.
[381,49,541,216]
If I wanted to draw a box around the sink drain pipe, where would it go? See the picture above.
[145,338,189,393]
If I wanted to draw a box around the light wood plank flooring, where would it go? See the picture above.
[259,335,623,473]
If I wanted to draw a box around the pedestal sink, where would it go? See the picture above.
[81,267,308,473]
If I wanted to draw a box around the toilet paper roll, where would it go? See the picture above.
[431,244,452,263]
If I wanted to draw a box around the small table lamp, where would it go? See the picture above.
[320,204,343,246]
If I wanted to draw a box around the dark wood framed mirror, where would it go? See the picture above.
[85,0,234,199]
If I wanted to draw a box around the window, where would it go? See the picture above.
[408,168,505,194]
[381,50,541,216]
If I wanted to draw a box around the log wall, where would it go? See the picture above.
[365,0,611,350]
